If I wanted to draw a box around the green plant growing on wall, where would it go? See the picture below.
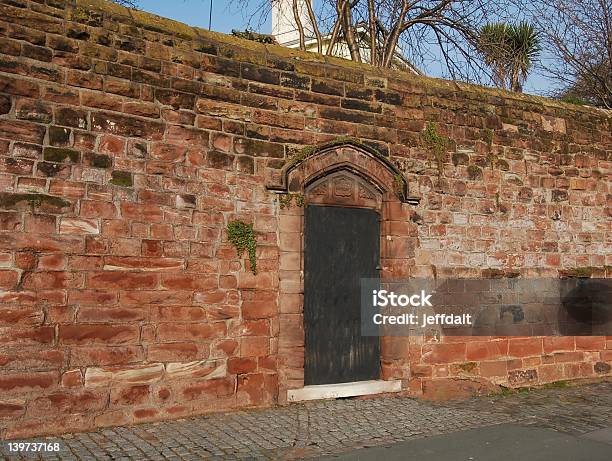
[393,173,407,201]
[279,193,305,209]
[278,194,293,209]
[231,29,276,44]
[421,122,450,176]
[484,128,494,148]
[227,220,257,275]
[483,128,497,169]
[294,194,305,207]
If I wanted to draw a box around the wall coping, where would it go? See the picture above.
[72,0,612,119]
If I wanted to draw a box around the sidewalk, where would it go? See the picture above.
[2,380,611,460]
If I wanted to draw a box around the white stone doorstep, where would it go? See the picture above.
[287,379,402,402]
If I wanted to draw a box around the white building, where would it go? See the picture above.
[271,0,420,74]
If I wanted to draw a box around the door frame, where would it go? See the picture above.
[303,203,382,386]
[270,142,420,403]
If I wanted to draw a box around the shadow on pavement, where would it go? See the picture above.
[318,424,612,461]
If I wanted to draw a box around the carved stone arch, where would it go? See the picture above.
[266,140,419,205]
[306,169,382,210]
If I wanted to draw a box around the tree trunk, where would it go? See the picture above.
[339,0,361,62]
[292,0,306,51]
[367,0,378,65]
[381,1,411,68]
[304,0,323,54]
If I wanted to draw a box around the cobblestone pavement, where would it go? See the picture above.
[2,380,611,460]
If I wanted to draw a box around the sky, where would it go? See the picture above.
[136,0,550,96]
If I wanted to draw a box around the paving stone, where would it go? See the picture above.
[2,381,611,460]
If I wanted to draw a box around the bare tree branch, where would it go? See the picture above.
[339,0,362,62]
[305,0,323,53]
[230,0,521,85]
[367,0,378,65]
[518,0,611,107]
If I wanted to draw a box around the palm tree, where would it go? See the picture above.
[477,22,541,92]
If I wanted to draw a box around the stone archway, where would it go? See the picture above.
[267,141,419,403]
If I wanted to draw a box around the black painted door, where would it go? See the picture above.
[304,205,380,385]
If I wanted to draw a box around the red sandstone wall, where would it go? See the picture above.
[0,0,610,438]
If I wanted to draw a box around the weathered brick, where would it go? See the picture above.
[508,338,543,358]
[91,112,164,140]
[0,119,46,143]
[85,364,164,386]
[422,343,467,364]
[0,326,55,346]
[157,323,226,342]
[0,371,57,394]
[0,75,40,97]
[55,106,88,128]
[70,346,144,367]
[110,384,150,406]
[59,324,140,345]
[147,343,200,362]
[87,272,158,290]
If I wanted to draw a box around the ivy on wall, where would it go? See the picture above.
[227,220,257,274]
[278,193,305,209]
[420,122,450,176]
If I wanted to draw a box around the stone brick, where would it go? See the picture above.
[15,98,52,122]
[466,340,508,361]
[538,364,564,383]
[160,274,217,290]
[0,305,43,325]
[0,349,64,370]
[479,360,507,377]
[59,324,140,345]
[60,217,100,234]
[0,326,55,346]
[157,323,226,342]
[70,346,144,367]
[508,369,538,386]
[575,337,606,351]
[178,377,235,401]
[243,297,277,319]
[422,343,466,364]
[0,212,22,231]
[55,106,88,128]
[0,75,39,97]
[228,357,258,374]
[61,369,83,387]
[543,337,575,354]
[84,364,164,386]
[0,371,57,394]
[91,112,164,140]
[240,337,269,357]
[87,272,158,289]
[111,384,150,406]
[166,125,209,146]
[147,343,200,362]
[21,271,83,290]
[0,401,25,418]
[508,338,543,358]
[78,306,147,323]
[0,119,46,143]
[165,360,226,379]
[553,351,584,363]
